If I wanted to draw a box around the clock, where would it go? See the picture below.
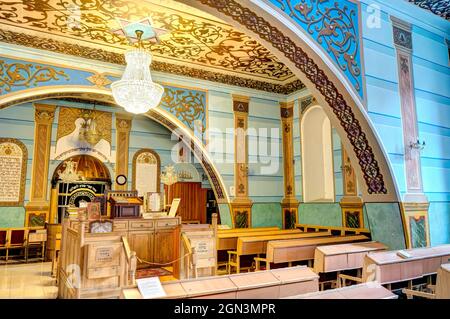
[89,220,113,233]
[116,174,127,186]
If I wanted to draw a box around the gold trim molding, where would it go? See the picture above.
[0,29,305,95]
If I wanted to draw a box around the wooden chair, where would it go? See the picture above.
[25,229,47,262]
[402,263,450,299]
[0,229,7,261]
[6,228,27,262]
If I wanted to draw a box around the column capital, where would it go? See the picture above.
[280,101,294,119]
[232,95,249,113]
[115,114,133,132]
[34,103,56,124]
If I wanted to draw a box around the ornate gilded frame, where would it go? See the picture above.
[132,148,161,194]
[0,138,28,206]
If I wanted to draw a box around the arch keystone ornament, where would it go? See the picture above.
[180,0,399,202]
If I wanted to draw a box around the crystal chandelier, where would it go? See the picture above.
[111,30,164,114]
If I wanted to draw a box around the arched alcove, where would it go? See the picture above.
[301,105,334,202]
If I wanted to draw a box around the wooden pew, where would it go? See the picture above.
[296,223,370,236]
[218,229,303,251]
[402,263,450,299]
[120,266,319,299]
[286,282,397,299]
[314,241,387,274]
[229,231,332,273]
[218,227,279,234]
[256,235,370,272]
[361,244,450,289]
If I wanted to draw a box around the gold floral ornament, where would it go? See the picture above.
[87,73,112,88]
[0,60,69,94]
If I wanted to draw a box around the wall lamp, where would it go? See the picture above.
[409,139,426,151]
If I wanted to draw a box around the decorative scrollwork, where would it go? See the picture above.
[407,0,449,20]
[199,0,387,194]
[159,86,206,134]
[0,60,69,94]
[272,0,362,95]
[0,29,305,95]
[0,0,294,81]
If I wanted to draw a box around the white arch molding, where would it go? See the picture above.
[178,0,401,203]
[301,105,335,203]
[0,86,231,206]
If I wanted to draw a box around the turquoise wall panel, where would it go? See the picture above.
[0,207,25,227]
[252,203,282,228]
[428,202,450,246]
[365,203,406,250]
[298,203,342,227]
[218,203,232,228]
[268,0,364,98]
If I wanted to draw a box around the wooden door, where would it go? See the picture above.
[128,231,154,267]
[154,229,175,264]
[165,182,207,223]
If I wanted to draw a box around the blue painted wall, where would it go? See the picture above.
[361,0,450,245]
[0,99,210,227]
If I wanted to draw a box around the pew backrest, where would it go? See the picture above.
[266,235,370,263]
[237,231,332,255]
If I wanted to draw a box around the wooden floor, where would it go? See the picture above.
[0,262,58,299]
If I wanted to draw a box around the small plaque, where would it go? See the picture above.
[96,247,113,262]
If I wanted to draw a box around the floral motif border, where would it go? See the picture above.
[198,0,386,194]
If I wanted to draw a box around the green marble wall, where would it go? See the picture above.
[365,203,406,250]
[218,203,232,228]
[0,207,26,227]
[297,203,342,227]
[251,203,282,228]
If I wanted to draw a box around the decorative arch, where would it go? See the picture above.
[179,0,400,203]
[132,148,161,194]
[0,138,28,206]
[51,154,111,184]
[0,86,230,205]
[301,105,334,202]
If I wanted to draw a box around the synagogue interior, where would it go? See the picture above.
[0,0,449,301]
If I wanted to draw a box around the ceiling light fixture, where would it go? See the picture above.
[111,18,167,114]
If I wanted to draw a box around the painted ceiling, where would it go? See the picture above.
[0,0,305,94]
[407,0,449,20]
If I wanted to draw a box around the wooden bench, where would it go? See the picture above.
[218,229,303,251]
[296,223,370,236]
[218,226,279,234]
[402,263,450,299]
[120,266,319,299]
[255,235,370,274]
[286,282,397,299]
[228,231,332,273]
[361,244,450,290]
[313,241,387,287]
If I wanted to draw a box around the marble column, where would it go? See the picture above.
[391,16,429,248]
[25,103,56,223]
[280,101,299,229]
[231,95,252,228]
[115,114,133,191]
